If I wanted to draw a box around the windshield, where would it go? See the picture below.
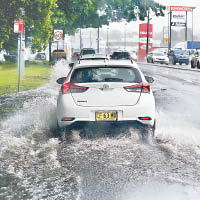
[153,52,165,56]
[71,67,142,83]
[81,49,95,55]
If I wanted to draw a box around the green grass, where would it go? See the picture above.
[0,61,51,95]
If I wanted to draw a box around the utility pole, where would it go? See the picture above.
[97,27,100,53]
[107,27,109,54]
[192,7,196,50]
[146,8,150,56]
[80,28,82,50]
[185,11,187,41]
[169,10,172,50]
[124,23,127,49]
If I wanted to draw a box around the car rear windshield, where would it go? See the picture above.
[153,52,165,56]
[111,52,130,59]
[71,67,142,83]
[81,49,95,55]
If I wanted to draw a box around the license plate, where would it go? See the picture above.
[95,111,118,121]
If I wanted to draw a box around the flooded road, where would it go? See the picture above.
[0,61,200,200]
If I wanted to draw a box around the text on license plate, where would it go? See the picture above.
[95,111,118,121]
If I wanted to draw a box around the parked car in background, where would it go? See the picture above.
[191,51,200,69]
[80,48,95,56]
[168,49,189,65]
[4,54,17,62]
[147,51,169,64]
[110,50,132,60]
[35,52,46,61]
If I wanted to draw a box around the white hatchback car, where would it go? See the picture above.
[56,60,156,138]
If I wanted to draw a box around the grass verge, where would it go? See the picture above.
[0,61,51,95]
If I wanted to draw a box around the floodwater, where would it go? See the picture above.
[0,61,200,200]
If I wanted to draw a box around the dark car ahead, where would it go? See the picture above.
[110,50,132,60]
[80,48,95,56]
[168,49,189,65]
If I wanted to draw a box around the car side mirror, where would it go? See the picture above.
[69,63,74,68]
[56,77,66,84]
[145,76,154,83]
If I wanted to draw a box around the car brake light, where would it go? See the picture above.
[124,83,150,93]
[62,82,88,94]
[138,117,152,120]
[61,117,75,121]
[129,56,132,60]
[142,83,150,93]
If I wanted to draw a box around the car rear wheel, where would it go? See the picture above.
[197,62,200,69]
[191,61,195,68]
[141,121,156,143]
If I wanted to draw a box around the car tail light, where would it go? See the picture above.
[61,117,75,121]
[124,83,150,93]
[138,117,152,120]
[62,82,88,94]
[129,56,132,60]
[114,56,118,60]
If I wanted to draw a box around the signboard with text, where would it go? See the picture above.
[138,23,153,61]
[14,20,23,33]
[166,6,193,12]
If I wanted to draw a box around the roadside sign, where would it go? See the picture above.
[53,30,63,41]
[138,23,153,61]
[171,22,186,27]
[166,6,193,12]
[172,13,186,23]
[14,20,23,33]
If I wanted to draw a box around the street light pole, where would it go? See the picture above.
[97,27,100,53]
[124,23,127,49]
[192,7,196,50]
[80,28,82,50]
[107,27,109,54]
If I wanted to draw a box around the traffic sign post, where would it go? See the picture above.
[14,19,25,93]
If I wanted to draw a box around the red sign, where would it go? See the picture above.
[138,23,153,61]
[166,6,193,12]
[53,30,63,41]
[14,20,23,33]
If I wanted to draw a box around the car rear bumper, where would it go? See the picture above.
[58,120,154,132]
[57,93,156,128]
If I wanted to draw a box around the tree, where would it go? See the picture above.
[0,0,57,53]
[0,0,165,53]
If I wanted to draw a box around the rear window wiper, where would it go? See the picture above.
[104,78,123,82]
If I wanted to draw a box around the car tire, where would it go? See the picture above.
[191,61,195,68]
[197,62,200,69]
[141,121,156,143]
[64,126,73,141]
[172,59,176,65]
